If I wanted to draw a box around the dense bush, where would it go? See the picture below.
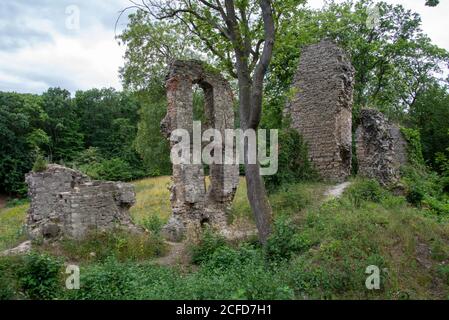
[32,152,48,173]
[0,256,20,300]
[190,228,227,265]
[265,217,312,261]
[400,127,425,167]
[16,252,63,300]
[401,165,448,215]
[345,179,386,208]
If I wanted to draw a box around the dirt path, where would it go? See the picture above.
[323,182,352,200]
[154,241,190,266]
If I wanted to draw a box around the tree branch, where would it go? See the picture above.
[249,0,275,129]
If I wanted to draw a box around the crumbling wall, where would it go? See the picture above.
[285,40,355,182]
[25,164,139,240]
[356,109,408,185]
[161,60,239,241]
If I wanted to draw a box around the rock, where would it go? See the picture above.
[2,241,32,256]
[285,40,355,182]
[356,109,408,186]
[42,224,60,239]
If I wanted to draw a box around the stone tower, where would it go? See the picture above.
[285,40,355,182]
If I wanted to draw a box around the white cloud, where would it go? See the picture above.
[0,0,447,94]
[0,0,130,94]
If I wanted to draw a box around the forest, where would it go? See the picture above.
[1,0,449,301]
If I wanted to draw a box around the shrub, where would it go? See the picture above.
[142,215,164,236]
[346,179,385,208]
[401,165,447,212]
[17,252,63,300]
[66,256,139,300]
[190,228,227,265]
[265,216,311,261]
[406,184,426,205]
[0,256,20,300]
[94,158,134,181]
[401,127,425,167]
[32,153,48,172]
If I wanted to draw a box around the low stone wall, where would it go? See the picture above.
[25,164,140,240]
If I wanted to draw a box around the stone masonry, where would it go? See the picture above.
[25,164,140,240]
[356,109,408,186]
[161,60,240,241]
[285,40,355,182]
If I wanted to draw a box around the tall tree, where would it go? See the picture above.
[264,0,449,126]
[119,0,299,243]
[41,88,84,161]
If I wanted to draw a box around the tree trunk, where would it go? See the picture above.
[244,162,272,244]
[239,80,273,245]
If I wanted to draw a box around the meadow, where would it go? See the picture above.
[1,176,449,300]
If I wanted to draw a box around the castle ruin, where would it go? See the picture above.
[285,40,355,182]
[161,60,240,242]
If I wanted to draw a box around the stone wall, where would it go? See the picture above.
[161,60,239,241]
[285,40,355,182]
[25,164,139,240]
[355,109,408,186]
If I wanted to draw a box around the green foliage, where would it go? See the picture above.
[434,131,449,194]
[426,0,439,7]
[265,217,312,261]
[266,0,449,126]
[346,179,386,208]
[118,12,199,91]
[17,252,63,300]
[66,256,143,300]
[0,87,149,194]
[409,85,449,167]
[41,88,84,161]
[85,158,133,181]
[0,256,20,300]
[264,127,318,192]
[401,165,449,216]
[269,183,311,216]
[142,215,164,236]
[0,92,42,194]
[58,229,166,263]
[190,228,227,265]
[134,87,172,177]
[400,127,425,167]
[3,176,449,300]
[32,152,48,173]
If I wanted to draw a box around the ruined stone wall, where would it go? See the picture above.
[356,109,408,186]
[161,60,239,241]
[285,40,355,182]
[26,165,139,240]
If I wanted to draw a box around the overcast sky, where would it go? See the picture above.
[0,0,448,94]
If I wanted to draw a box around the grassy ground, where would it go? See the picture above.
[0,204,28,251]
[1,177,449,299]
